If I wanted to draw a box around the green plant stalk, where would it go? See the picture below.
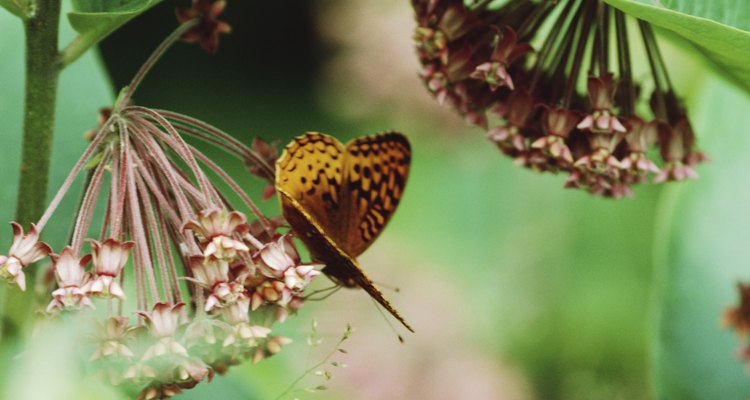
[2,0,62,342]
[17,0,61,225]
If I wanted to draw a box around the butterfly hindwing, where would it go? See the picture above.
[339,132,411,257]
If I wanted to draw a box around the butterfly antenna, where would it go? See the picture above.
[371,298,405,343]
[372,280,400,293]
[304,284,343,301]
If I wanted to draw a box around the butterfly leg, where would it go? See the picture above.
[303,284,343,301]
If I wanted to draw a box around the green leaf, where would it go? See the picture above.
[603,0,750,95]
[0,0,28,19]
[644,0,750,31]
[651,75,750,398]
[67,0,161,42]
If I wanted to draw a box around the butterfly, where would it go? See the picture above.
[275,132,413,332]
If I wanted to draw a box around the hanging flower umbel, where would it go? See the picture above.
[412,0,707,198]
[0,2,322,397]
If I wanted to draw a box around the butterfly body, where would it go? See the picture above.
[276,132,413,332]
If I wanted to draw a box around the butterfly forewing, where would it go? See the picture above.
[275,133,346,237]
[340,133,411,257]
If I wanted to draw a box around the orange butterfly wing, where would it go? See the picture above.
[275,132,413,332]
[338,132,411,256]
[274,133,345,233]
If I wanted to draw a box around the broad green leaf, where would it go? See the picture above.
[651,74,750,398]
[0,0,28,18]
[67,0,161,45]
[604,0,750,96]
[645,0,750,31]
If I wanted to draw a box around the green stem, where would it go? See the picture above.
[3,0,62,341]
[115,20,197,112]
[17,0,62,226]
[59,33,94,68]
[274,324,352,400]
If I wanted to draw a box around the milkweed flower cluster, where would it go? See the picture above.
[0,1,326,397]
[412,0,706,198]
[0,105,319,398]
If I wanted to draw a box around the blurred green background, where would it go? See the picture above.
[2,0,750,399]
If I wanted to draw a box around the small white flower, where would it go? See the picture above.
[0,222,51,290]
[188,256,248,311]
[139,302,185,338]
[47,246,94,312]
[183,208,250,260]
[253,234,301,276]
[86,239,133,300]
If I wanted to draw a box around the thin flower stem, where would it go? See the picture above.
[132,115,231,220]
[171,122,241,156]
[142,157,204,256]
[641,21,674,91]
[589,21,601,76]
[111,121,130,238]
[177,123,275,183]
[167,158,224,208]
[131,156,183,229]
[128,121,197,219]
[66,167,95,251]
[135,168,174,304]
[71,151,110,253]
[562,3,596,108]
[615,10,635,117]
[529,0,577,91]
[274,325,351,400]
[155,200,183,302]
[126,108,215,208]
[596,2,609,75]
[162,112,275,180]
[163,216,202,313]
[155,111,253,153]
[115,20,198,112]
[542,0,585,102]
[107,136,120,238]
[126,145,161,306]
[36,117,117,231]
[515,1,550,40]
[189,146,274,236]
[100,186,113,242]
[118,133,151,310]
[639,19,668,120]
[128,135,202,258]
